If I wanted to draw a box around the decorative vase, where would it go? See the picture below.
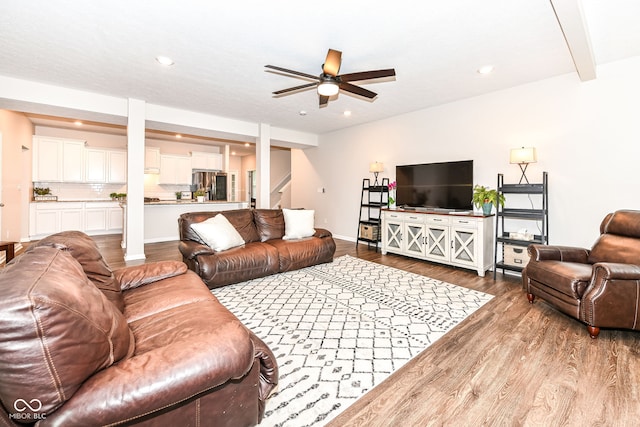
[197,196,205,203]
[482,202,493,215]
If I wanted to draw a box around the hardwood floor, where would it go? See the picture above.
[96,236,640,426]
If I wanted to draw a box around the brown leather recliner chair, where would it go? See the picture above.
[524,210,640,338]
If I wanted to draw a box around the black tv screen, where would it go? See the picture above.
[396,160,473,211]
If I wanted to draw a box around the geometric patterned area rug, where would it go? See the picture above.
[211,255,493,427]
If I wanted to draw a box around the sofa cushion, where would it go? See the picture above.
[28,230,124,312]
[282,208,315,240]
[197,242,280,288]
[191,214,245,252]
[525,259,593,299]
[266,236,336,272]
[253,209,285,242]
[0,246,133,416]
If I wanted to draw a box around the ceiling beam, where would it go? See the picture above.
[550,0,597,81]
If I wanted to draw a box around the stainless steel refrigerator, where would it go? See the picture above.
[191,171,227,201]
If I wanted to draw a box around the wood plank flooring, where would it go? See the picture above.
[93,236,640,426]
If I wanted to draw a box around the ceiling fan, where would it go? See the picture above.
[265,49,396,107]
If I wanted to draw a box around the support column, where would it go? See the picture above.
[124,98,146,261]
[256,123,270,208]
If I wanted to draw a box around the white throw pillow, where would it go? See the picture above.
[282,208,315,240]
[190,214,245,251]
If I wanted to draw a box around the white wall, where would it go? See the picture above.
[293,56,640,248]
[0,110,33,241]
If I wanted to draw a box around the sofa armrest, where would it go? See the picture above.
[313,228,333,239]
[179,240,215,260]
[590,262,640,281]
[113,261,188,291]
[528,244,590,263]
[581,262,640,328]
[248,331,279,422]
[42,321,255,426]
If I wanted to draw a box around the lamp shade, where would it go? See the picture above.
[369,162,384,173]
[510,147,537,164]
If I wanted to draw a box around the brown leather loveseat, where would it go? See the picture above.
[179,209,336,289]
[0,231,278,426]
[524,210,640,338]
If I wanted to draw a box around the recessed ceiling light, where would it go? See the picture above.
[175,134,182,139]
[156,56,175,66]
[231,151,237,156]
[343,110,352,117]
[477,65,494,75]
[244,143,250,147]
[74,120,83,126]
[299,110,307,116]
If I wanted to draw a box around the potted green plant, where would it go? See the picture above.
[194,189,206,203]
[472,185,505,215]
[175,191,182,200]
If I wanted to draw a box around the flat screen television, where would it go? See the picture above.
[395,160,473,211]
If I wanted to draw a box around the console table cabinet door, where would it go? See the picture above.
[383,217,403,254]
[425,225,450,262]
[451,226,477,268]
[404,221,427,257]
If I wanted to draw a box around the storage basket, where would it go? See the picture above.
[503,244,530,267]
[359,224,379,240]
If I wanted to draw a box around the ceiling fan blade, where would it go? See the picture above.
[322,49,342,76]
[265,65,319,81]
[339,68,396,82]
[319,95,329,107]
[273,82,317,95]
[339,82,377,99]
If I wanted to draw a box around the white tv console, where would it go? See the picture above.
[381,208,494,276]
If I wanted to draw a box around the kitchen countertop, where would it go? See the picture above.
[31,199,120,203]
[143,200,237,205]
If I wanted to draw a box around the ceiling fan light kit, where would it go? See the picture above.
[266,49,396,107]
[317,80,339,96]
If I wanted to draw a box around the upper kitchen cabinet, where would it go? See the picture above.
[85,149,127,184]
[191,151,223,171]
[33,136,85,182]
[159,154,192,185]
[145,147,161,173]
[107,150,127,183]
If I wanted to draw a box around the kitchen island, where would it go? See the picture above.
[122,200,249,245]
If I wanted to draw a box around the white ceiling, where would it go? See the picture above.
[1,0,639,139]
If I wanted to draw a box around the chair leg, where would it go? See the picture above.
[587,325,600,339]
[527,293,535,303]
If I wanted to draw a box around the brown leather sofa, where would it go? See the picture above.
[178,209,336,289]
[0,231,278,426]
[524,210,640,338]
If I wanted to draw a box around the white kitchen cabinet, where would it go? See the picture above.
[30,201,122,239]
[159,155,192,185]
[83,149,127,183]
[191,151,223,171]
[381,209,494,276]
[107,150,127,183]
[33,136,85,182]
[145,147,161,173]
[85,149,107,182]
[32,137,63,181]
[62,141,85,182]
[30,202,84,238]
[107,206,123,231]
[85,206,108,232]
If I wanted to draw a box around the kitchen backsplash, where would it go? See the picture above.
[34,175,192,201]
